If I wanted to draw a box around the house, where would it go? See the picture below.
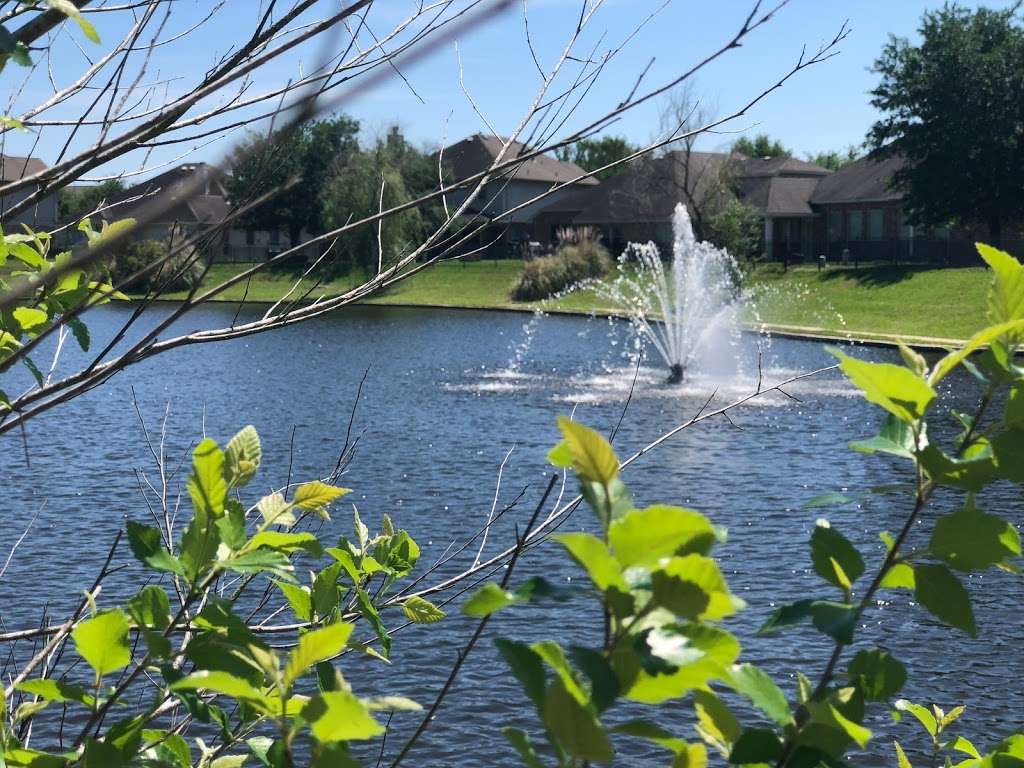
[441,134,598,255]
[1,155,59,232]
[536,151,832,257]
[101,162,290,260]
[809,154,908,262]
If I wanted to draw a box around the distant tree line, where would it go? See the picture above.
[227,116,448,276]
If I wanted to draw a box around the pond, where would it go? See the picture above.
[0,303,1019,766]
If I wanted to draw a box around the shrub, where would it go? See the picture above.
[512,236,612,301]
[109,238,205,292]
[707,197,762,260]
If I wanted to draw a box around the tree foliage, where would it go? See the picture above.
[555,135,638,181]
[806,146,860,171]
[868,4,1024,243]
[707,198,762,259]
[57,180,126,220]
[732,133,790,159]
[226,115,361,245]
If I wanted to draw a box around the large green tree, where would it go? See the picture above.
[807,146,860,171]
[868,4,1024,244]
[319,129,425,275]
[227,115,360,246]
[555,135,638,180]
[732,133,790,159]
[58,179,126,219]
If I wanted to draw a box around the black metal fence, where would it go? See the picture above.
[814,237,1024,267]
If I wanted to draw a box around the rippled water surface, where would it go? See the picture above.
[0,303,1020,766]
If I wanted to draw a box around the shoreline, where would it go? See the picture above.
[133,296,967,352]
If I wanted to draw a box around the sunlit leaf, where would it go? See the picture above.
[72,610,131,678]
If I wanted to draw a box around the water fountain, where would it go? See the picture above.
[597,203,744,384]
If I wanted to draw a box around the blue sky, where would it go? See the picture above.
[2,0,1001,175]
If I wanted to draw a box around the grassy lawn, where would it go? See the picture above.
[145,259,992,342]
[743,263,989,341]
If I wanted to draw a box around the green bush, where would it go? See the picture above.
[512,237,612,301]
[110,238,205,292]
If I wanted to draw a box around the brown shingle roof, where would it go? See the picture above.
[443,134,598,186]
[809,155,905,205]
[539,151,829,222]
[108,163,230,224]
[0,155,47,182]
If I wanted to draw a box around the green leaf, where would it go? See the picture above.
[609,505,718,566]
[612,719,689,754]
[13,306,47,333]
[829,347,936,423]
[216,499,247,551]
[72,610,131,678]
[928,318,1024,386]
[127,585,171,630]
[462,582,516,617]
[542,677,614,762]
[977,243,1024,332]
[16,678,94,707]
[851,414,919,459]
[275,581,312,622]
[918,443,996,492]
[221,549,294,580]
[355,586,390,657]
[552,532,628,592]
[285,622,354,687]
[502,728,544,768]
[848,649,907,701]
[187,438,227,520]
[929,503,1020,571]
[257,492,295,527]
[569,646,619,713]
[171,671,273,714]
[729,729,783,764]
[67,316,90,351]
[495,639,546,713]
[805,699,872,749]
[693,689,740,757]
[894,699,937,737]
[757,599,857,644]
[914,564,976,636]
[650,554,741,620]
[880,562,916,590]
[547,440,573,468]
[727,663,793,726]
[248,530,323,557]
[532,640,588,705]
[1006,384,1024,429]
[401,596,445,624]
[810,520,865,588]
[623,624,740,704]
[47,0,101,43]
[993,428,1024,483]
[895,740,913,768]
[556,415,619,483]
[948,735,980,759]
[293,481,350,518]
[126,520,184,575]
[302,691,383,742]
[224,425,261,488]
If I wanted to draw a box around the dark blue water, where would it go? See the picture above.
[0,304,1019,766]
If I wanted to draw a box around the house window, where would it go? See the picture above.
[828,210,842,241]
[867,209,884,240]
[269,229,280,246]
[245,229,255,246]
[847,210,863,241]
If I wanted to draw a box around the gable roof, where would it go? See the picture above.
[809,155,905,205]
[539,151,830,223]
[0,155,48,182]
[443,134,598,186]
[107,163,230,225]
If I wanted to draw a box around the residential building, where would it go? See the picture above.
[101,162,290,261]
[536,151,832,258]
[0,155,59,232]
[441,134,598,255]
